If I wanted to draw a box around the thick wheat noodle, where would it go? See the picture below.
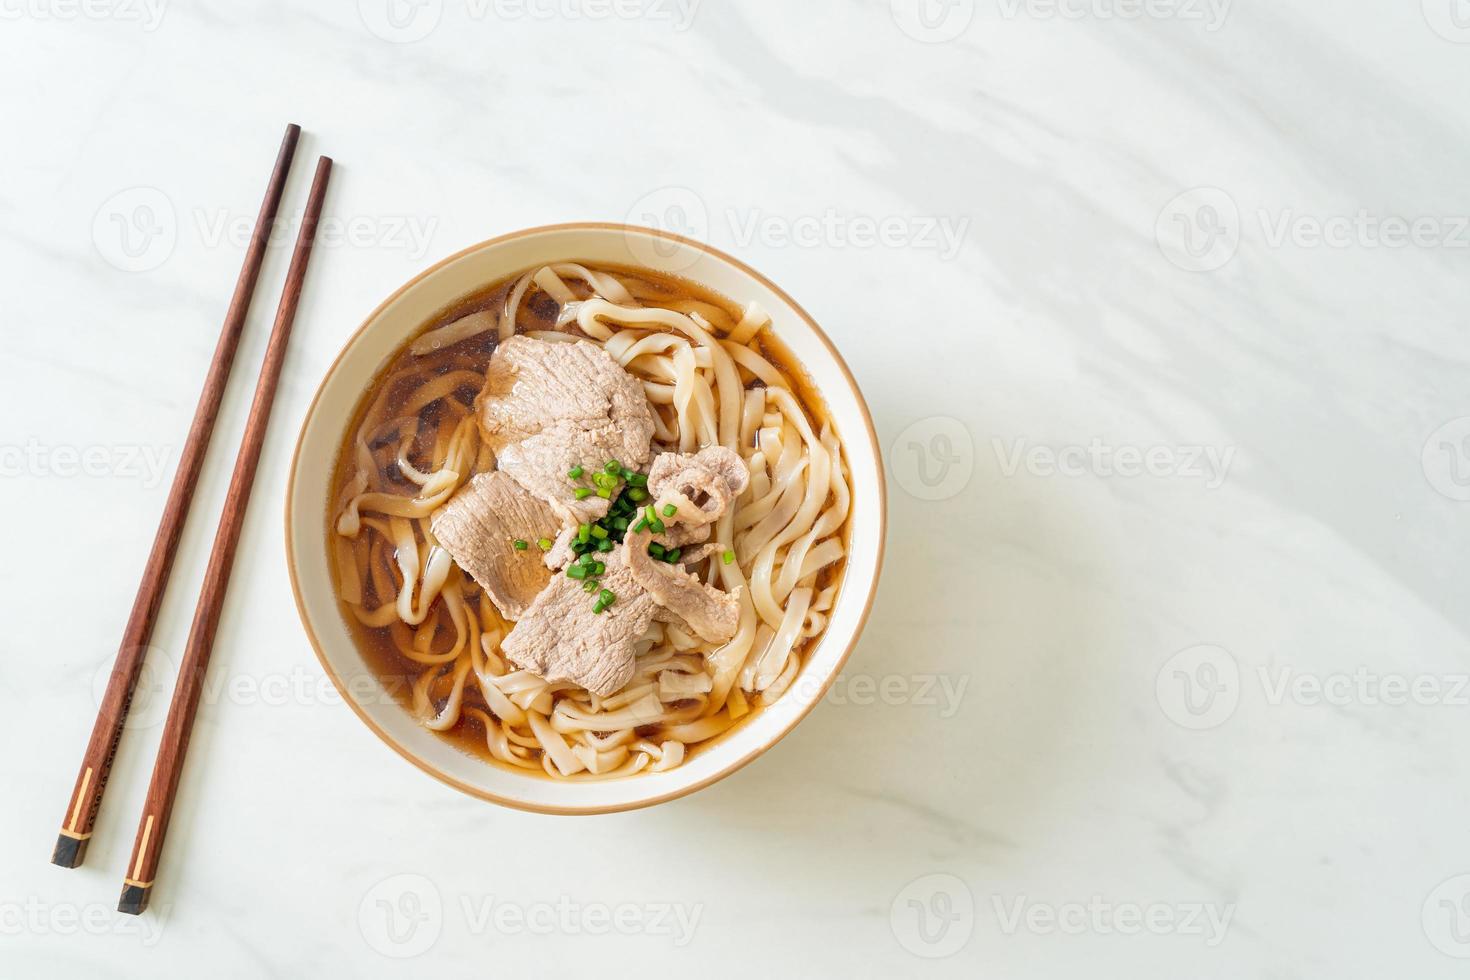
[331,264,851,779]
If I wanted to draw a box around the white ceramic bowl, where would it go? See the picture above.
[286,224,885,814]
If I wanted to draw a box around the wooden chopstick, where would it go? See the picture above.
[117,155,333,916]
[52,123,302,870]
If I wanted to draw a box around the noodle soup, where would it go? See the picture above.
[328,262,851,780]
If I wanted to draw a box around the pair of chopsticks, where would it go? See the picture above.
[52,123,332,916]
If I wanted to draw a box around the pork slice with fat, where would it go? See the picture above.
[475,336,655,524]
[623,528,740,644]
[430,471,563,620]
[647,446,749,527]
[500,548,658,697]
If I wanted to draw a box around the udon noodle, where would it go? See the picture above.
[328,262,850,779]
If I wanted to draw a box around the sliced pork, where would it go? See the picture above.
[430,472,561,620]
[623,528,740,644]
[476,336,656,524]
[648,446,749,529]
[501,548,659,697]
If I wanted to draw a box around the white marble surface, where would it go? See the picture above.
[4,0,1470,976]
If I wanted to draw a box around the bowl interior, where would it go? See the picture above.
[287,224,884,813]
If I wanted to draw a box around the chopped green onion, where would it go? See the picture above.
[596,538,614,552]
[592,561,606,576]
[590,524,608,540]
[626,472,648,487]
[649,517,665,534]
[593,472,615,489]
[568,466,584,479]
[722,550,736,565]
[574,487,593,500]
[662,503,677,517]
[538,537,553,551]
[649,542,666,559]
[583,579,600,593]
[604,459,621,474]
[632,518,648,533]
[625,487,646,502]
[513,539,528,550]
[567,564,589,580]
[611,516,629,531]
[666,548,681,563]
[577,524,591,543]
[620,467,636,481]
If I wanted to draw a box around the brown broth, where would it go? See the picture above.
[327,262,850,775]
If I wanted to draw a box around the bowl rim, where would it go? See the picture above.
[285,221,887,814]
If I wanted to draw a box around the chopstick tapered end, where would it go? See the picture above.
[51,833,87,868]
[118,882,152,916]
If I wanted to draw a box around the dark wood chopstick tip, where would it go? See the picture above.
[50,834,86,869]
[118,883,151,916]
